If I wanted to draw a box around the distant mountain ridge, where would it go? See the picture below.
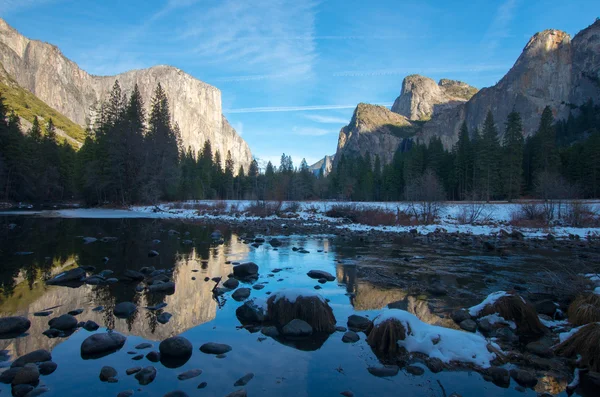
[0,18,252,170]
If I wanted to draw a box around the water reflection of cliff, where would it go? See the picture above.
[0,220,248,359]
[336,263,455,328]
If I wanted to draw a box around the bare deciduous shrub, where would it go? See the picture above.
[245,200,283,218]
[509,203,546,227]
[281,201,301,213]
[564,201,599,227]
[325,204,358,220]
[325,204,397,226]
[456,192,494,224]
[535,171,580,222]
[405,169,445,224]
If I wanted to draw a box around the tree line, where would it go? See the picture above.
[1,81,598,205]
[327,102,600,202]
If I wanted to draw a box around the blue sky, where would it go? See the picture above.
[1,0,598,167]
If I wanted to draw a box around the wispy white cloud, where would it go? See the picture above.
[292,126,335,136]
[180,0,319,81]
[0,0,59,15]
[482,0,518,57]
[333,64,511,77]
[225,103,392,114]
[304,114,348,124]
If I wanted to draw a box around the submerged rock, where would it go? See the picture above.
[234,373,254,386]
[232,288,251,301]
[235,300,266,324]
[199,343,232,355]
[80,332,126,358]
[0,316,31,338]
[367,365,399,377]
[157,312,172,324]
[177,369,202,380]
[148,281,175,295]
[342,331,360,343]
[307,270,335,282]
[99,366,117,382]
[146,351,160,362]
[48,314,77,331]
[114,302,137,318]
[46,268,86,286]
[38,361,58,375]
[233,262,259,279]
[282,319,313,337]
[11,364,39,386]
[11,350,51,368]
[134,366,157,385]
[82,320,99,331]
[347,315,372,333]
[223,278,239,289]
[159,336,193,359]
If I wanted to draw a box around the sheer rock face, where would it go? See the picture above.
[418,20,600,149]
[309,155,334,177]
[391,75,477,121]
[0,18,251,170]
[334,103,413,166]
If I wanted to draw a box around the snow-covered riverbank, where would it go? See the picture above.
[1,200,599,239]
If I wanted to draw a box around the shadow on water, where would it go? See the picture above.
[0,216,588,396]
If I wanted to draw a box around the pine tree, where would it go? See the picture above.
[502,110,524,201]
[145,83,180,202]
[474,111,501,201]
[454,121,471,199]
[533,106,559,175]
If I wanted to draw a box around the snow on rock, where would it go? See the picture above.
[270,289,326,304]
[479,313,516,330]
[559,325,585,343]
[539,317,569,328]
[373,309,496,368]
[468,291,509,317]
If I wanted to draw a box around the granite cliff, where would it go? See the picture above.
[418,20,600,149]
[334,103,414,166]
[391,75,477,121]
[0,18,252,170]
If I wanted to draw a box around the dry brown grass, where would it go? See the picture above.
[245,201,283,218]
[325,204,399,226]
[367,319,407,356]
[567,294,600,326]
[267,295,336,333]
[481,295,547,337]
[555,323,600,372]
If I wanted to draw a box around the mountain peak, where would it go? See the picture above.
[391,75,477,121]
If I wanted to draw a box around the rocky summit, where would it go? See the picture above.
[391,75,477,121]
[0,18,252,171]
[418,20,600,149]
[334,103,415,166]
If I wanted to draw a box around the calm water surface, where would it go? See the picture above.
[0,217,574,396]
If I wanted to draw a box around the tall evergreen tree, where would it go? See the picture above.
[502,110,524,201]
[453,121,472,199]
[533,106,559,175]
[474,111,501,201]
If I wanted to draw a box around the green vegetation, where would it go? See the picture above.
[0,64,85,145]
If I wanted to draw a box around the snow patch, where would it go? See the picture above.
[374,309,496,368]
[270,288,325,304]
[479,313,516,330]
[559,325,585,343]
[468,291,509,317]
